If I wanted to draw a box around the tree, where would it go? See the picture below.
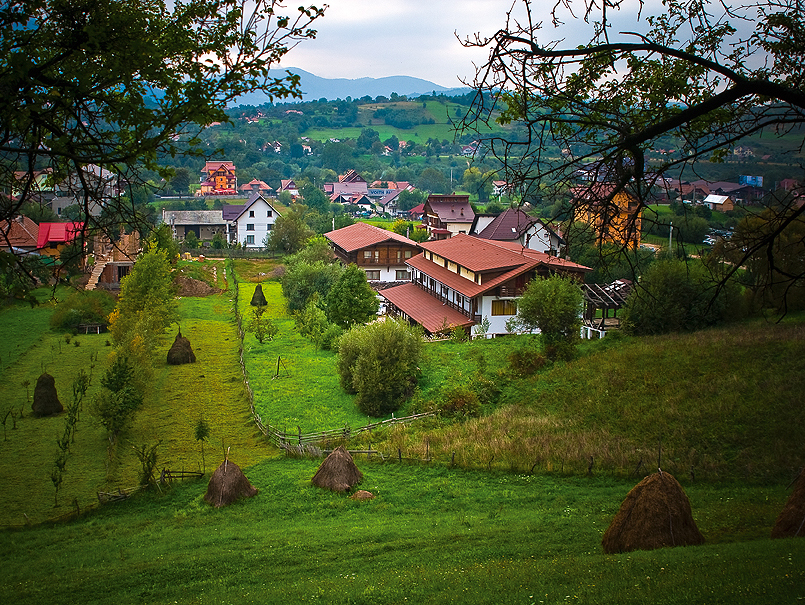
[169,168,191,196]
[266,206,313,253]
[622,258,742,335]
[1,0,324,297]
[280,260,343,313]
[300,182,330,213]
[108,248,178,363]
[335,318,423,417]
[417,168,450,194]
[516,275,584,361]
[462,0,805,309]
[325,265,379,329]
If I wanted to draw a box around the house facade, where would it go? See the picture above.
[232,193,280,248]
[198,161,237,196]
[381,234,590,336]
[571,184,642,248]
[325,170,368,197]
[324,222,421,282]
[162,210,227,242]
[422,194,475,240]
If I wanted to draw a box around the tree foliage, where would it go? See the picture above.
[622,258,742,335]
[335,318,423,417]
[325,264,379,329]
[462,0,805,308]
[280,260,343,313]
[1,0,324,295]
[516,275,584,360]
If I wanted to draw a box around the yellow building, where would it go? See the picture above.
[572,184,642,248]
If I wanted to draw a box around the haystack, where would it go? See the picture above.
[167,330,196,365]
[32,373,63,417]
[250,284,267,306]
[203,459,258,508]
[601,471,704,554]
[311,446,363,492]
[771,469,805,539]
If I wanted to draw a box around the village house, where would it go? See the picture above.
[324,170,368,197]
[324,221,421,283]
[36,222,84,258]
[230,192,280,248]
[89,231,141,291]
[198,161,237,196]
[471,207,563,255]
[422,194,475,240]
[571,183,643,249]
[239,179,274,197]
[702,194,735,212]
[0,215,39,255]
[278,179,299,198]
[380,234,590,336]
[162,209,227,243]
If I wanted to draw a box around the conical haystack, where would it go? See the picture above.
[772,469,805,539]
[250,284,267,307]
[167,330,196,365]
[204,459,258,507]
[32,373,63,417]
[311,446,363,492]
[601,471,704,554]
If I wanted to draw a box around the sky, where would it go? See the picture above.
[279,0,660,87]
[277,0,542,87]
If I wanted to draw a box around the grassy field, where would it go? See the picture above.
[0,458,801,605]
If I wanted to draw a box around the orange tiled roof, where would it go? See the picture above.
[380,283,474,333]
[1,216,39,249]
[325,222,419,253]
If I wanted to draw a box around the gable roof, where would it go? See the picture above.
[339,170,365,183]
[410,234,590,298]
[239,179,273,192]
[37,222,83,248]
[202,161,235,174]
[233,193,280,221]
[222,204,246,221]
[475,208,564,244]
[325,221,419,252]
[0,216,39,249]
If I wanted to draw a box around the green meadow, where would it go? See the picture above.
[1,260,804,604]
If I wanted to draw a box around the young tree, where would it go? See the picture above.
[1,0,324,298]
[336,318,423,417]
[325,264,379,329]
[266,206,314,253]
[516,275,584,361]
[462,0,805,309]
[280,260,343,313]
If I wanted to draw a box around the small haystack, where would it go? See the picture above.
[204,459,258,508]
[771,469,805,539]
[32,373,63,417]
[601,471,704,554]
[351,490,375,501]
[167,330,196,365]
[250,284,267,306]
[311,446,363,492]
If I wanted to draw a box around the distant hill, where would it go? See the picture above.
[233,67,471,106]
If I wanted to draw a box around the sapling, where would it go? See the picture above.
[195,416,211,472]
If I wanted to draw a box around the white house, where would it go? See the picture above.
[233,193,280,248]
[380,234,590,336]
[472,208,563,255]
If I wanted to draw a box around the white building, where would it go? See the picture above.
[233,193,281,248]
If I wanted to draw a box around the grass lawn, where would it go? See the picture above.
[0,458,801,605]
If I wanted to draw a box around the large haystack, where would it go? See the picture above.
[601,471,704,554]
[311,446,363,492]
[250,283,267,306]
[32,373,63,417]
[203,459,258,508]
[772,469,805,539]
[167,330,196,365]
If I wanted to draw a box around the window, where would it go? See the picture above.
[396,270,410,280]
[363,250,372,259]
[246,224,254,231]
[267,210,272,217]
[266,224,273,231]
[249,210,255,218]
[246,235,255,245]
[404,250,412,259]
[492,300,518,316]
[365,270,380,280]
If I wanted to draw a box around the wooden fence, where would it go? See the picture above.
[229,263,435,454]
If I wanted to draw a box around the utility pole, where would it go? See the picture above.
[668,221,673,254]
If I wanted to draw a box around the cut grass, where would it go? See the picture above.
[0,459,801,605]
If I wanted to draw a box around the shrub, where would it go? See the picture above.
[508,345,547,376]
[335,318,423,417]
[49,290,116,332]
[438,385,481,418]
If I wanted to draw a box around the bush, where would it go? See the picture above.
[335,318,423,417]
[49,290,116,332]
[508,345,547,376]
[438,385,481,418]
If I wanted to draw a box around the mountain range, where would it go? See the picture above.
[233,67,470,106]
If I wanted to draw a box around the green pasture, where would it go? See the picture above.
[237,280,369,433]
[0,458,802,605]
[0,285,271,527]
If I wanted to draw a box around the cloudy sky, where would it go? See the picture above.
[278,0,556,87]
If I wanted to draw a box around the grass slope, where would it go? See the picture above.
[0,459,801,605]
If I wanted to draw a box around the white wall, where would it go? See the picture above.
[236,197,279,248]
